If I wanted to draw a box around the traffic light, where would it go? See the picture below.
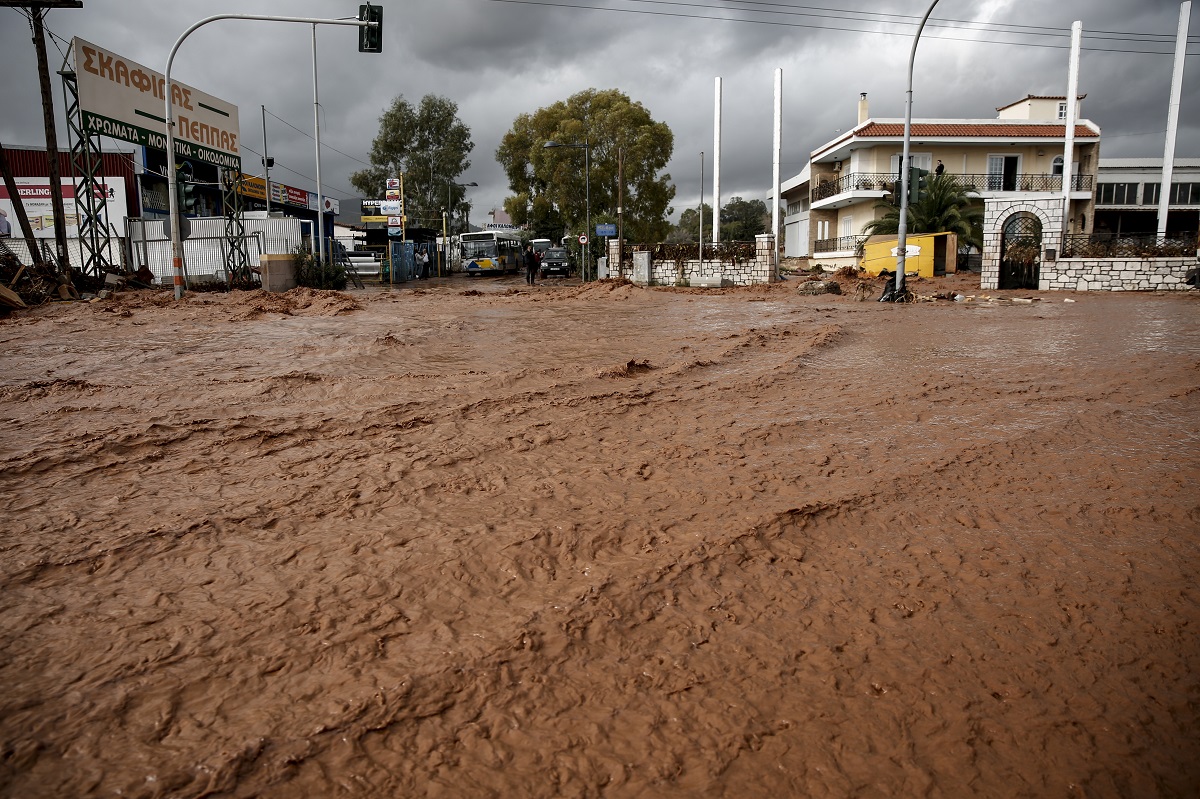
[358,4,382,53]
[908,166,929,204]
[176,161,198,215]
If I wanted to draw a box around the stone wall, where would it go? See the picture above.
[1039,257,1197,291]
[606,235,778,286]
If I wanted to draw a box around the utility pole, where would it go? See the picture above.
[4,1,85,272]
[617,146,624,274]
[0,138,42,256]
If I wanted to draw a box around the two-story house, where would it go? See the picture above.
[781,93,1101,288]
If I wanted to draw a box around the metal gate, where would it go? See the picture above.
[999,214,1042,290]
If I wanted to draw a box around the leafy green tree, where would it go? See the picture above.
[350,94,474,232]
[666,203,713,244]
[719,196,769,242]
[496,88,675,244]
[861,174,983,249]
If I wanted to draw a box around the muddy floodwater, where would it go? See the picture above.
[1,274,1198,798]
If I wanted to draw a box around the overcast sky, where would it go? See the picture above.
[1,0,1196,225]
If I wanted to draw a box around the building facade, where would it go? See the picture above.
[1092,158,1200,238]
[781,93,1101,286]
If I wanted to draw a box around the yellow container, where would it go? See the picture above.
[861,231,957,278]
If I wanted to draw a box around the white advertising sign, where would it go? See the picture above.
[73,37,241,169]
[380,200,403,215]
[307,192,340,215]
[0,177,129,237]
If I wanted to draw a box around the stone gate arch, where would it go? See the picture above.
[981,199,1060,290]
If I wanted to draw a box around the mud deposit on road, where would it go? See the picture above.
[2,277,1198,797]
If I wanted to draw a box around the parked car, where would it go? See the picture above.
[540,246,573,278]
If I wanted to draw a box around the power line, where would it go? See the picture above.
[711,0,1198,43]
[264,108,374,168]
[483,0,1200,55]
[239,141,362,201]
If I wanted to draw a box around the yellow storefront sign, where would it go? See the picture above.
[235,175,268,201]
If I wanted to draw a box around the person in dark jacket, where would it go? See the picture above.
[523,244,538,285]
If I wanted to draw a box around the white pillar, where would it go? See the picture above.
[1158,1,1191,237]
[1061,21,1081,240]
[713,77,722,244]
[772,68,782,271]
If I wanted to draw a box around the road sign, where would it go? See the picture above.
[578,234,589,245]
[596,223,616,237]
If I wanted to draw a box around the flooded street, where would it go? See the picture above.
[1,276,1198,797]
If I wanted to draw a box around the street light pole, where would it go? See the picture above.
[893,0,941,301]
[163,13,376,300]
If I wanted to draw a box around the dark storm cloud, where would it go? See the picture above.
[1,0,1195,223]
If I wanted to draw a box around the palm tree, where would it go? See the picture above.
[861,174,983,250]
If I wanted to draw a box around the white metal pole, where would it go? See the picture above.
[1061,21,1082,243]
[1158,1,1191,237]
[773,67,782,274]
[714,77,722,244]
[895,0,941,299]
[312,23,324,267]
[262,104,270,215]
[699,151,704,275]
[163,13,373,300]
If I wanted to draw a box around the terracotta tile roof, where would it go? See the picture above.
[855,122,1099,138]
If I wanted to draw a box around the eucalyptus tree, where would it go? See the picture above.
[351,94,474,230]
[496,88,675,243]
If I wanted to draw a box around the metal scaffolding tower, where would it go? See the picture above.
[61,52,112,278]
[221,168,252,285]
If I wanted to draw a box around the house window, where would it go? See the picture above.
[840,216,853,238]
[1142,183,1161,206]
[1052,156,1064,176]
[1169,183,1200,204]
[1096,183,1138,205]
[1057,101,1068,120]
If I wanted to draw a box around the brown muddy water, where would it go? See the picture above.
[1,275,1198,798]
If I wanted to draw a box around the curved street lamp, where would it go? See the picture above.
[893,0,941,301]
[542,139,590,281]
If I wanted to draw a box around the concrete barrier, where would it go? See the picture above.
[260,253,296,293]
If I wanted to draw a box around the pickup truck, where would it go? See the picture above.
[540,246,573,278]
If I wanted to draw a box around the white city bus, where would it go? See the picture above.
[461,230,523,275]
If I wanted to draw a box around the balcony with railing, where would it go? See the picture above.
[813,234,869,254]
[811,173,894,204]
[811,172,1094,205]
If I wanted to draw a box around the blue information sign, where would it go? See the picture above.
[596,223,617,237]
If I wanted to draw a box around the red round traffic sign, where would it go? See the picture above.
[578,234,589,245]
